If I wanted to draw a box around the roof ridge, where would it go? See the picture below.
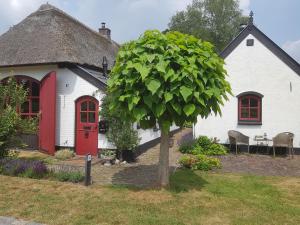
[34,3,119,47]
[220,24,300,76]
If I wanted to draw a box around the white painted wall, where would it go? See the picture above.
[0,65,176,150]
[195,34,300,147]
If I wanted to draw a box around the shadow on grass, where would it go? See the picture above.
[110,164,208,192]
[169,169,208,193]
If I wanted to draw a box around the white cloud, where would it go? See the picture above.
[283,40,300,63]
[239,0,251,14]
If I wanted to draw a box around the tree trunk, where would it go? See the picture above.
[158,128,170,187]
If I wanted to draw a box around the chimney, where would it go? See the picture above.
[99,22,111,40]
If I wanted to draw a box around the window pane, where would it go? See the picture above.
[241,108,249,118]
[250,108,258,118]
[21,101,29,113]
[81,102,87,111]
[32,99,39,113]
[32,82,40,96]
[80,112,87,122]
[89,102,96,111]
[20,79,30,92]
[88,112,96,123]
[250,98,258,107]
[241,98,249,106]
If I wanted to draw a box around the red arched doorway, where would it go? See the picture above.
[1,72,57,155]
[75,96,99,156]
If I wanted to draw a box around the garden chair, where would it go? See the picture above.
[272,132,294,158]
[228,130,250,155]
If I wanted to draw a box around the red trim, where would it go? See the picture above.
[238,95,261,123]
[39,72,56,155]
[2,76,40,118]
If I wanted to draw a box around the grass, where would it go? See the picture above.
[0,170,299,225]
[17,150,59,164]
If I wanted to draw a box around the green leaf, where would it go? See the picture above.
[154,104,166,117]
[133,63,150,80]
[146,79,161,95]
[164,93,173,102]
[171,102,182,115]
[183,104,196,116]
[180,86,193,102]
[143,95,153,108]
[147,54,156,63]
[133,107,147,121]
[156,61,168,73]
[164,69,174,81]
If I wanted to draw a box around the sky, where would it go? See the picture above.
[0,0,299,62]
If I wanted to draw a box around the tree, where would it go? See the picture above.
[0,77,37,158]
[168,0,248,52]
[108,30,231,186]
[100,94,140,160]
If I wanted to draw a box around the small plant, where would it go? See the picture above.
[55,149,74,160]
[179,136,228,156]
[7,149,20,159]
[179,154,221,171]
[178,140,196,154]
[54,171,84,183]
[0,158,48,178]
[196,136,212,150]
[100,149,116,159]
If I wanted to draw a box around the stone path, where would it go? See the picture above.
[91,128,191,187]
[0,217,44,225]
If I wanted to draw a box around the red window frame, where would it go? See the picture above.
[2,76,40,119]
[238,94,262,124]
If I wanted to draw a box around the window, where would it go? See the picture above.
[237,92,263,125]
[246,39,254,46]
[80,101,96,123]
[2,76,40,119]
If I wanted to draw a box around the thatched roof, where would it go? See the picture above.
[0,4,119,69]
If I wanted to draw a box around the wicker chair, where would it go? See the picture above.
[272,132,294,158]
[228,130,250,155]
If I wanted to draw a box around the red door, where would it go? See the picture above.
[39,72,56,155]
[75,96,99,156]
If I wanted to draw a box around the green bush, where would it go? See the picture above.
[178,140,196,154]
[178,155,198,168]
[54,171,84,183]
[179,136,228,156]
[55,149,74,160]
[196,136,212,150]
[179,154,221,171]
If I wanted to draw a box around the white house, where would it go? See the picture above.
[0,4,171,156]
[195,13,300,149]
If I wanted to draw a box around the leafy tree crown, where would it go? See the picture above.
[108,30,231,132]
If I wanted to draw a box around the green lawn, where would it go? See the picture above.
[0,170,299,225]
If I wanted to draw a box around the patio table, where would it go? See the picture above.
[254,135,272,154]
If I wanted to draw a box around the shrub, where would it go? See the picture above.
[179,136,228,156]
[178,140,196,154]
[179,154,221,171]
[193,154,221,171]
[178,155,198,168]
[0,158,48,178]
[55,149,74,160]
[54,171,84,183]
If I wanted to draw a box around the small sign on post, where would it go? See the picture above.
[85,153,92,186]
